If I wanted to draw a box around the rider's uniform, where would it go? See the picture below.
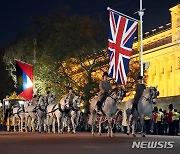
[97,80,112,111]
[132,83,146,112]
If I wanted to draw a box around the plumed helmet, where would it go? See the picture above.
[102,72,108,77]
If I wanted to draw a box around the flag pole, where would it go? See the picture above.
[139,0,144,78]
[33,38,37,96]
[107,7,138,22]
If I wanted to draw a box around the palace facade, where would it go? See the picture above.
[132,4,180,100]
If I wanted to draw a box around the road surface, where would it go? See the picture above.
[0,132,179,154]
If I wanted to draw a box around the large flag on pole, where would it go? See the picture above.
[16,60,33,100]
[108,10,138,84]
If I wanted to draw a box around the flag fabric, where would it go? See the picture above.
[16,60,33,100]
[108,10,138,84]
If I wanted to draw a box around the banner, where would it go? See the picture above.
[16,60,33,100]
[108,10,138,84]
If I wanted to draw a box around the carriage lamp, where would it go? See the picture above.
[4,101,9,106]
[19,100,25,105]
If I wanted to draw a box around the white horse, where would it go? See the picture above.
[12,105,25,132]
[24,95,46,132]
[46,95,70,133]
[65,96,82,134]
[89,87,126,137]
[124,87,159,137]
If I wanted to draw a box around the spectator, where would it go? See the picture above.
[157,108,164,135]
[167,104,174,135]
[172,109,179,136]
[153,106,158,135]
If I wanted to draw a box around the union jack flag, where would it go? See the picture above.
[108,10,138,84]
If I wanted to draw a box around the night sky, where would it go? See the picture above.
[0,0,179,48]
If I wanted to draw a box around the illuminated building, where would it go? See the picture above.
[131,4,180,108]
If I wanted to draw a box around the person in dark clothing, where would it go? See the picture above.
[153,106,158,135]
[168,104,174,135]
[131,76,146,114]
[97,72,112,112]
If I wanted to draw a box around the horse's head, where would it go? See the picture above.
[73,96,82,109]
[112,87,126,103]
[59,96,70,110]
[38,95,47,107]
[48,93,56,104]
[149,86,159,104]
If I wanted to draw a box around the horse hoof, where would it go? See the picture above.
[92,134,95,137]
[61,131,64,134]
[142,134,145,137]
[126,133,130,135]
[98,132,101,136]
[111,134,114,137]
[132,134,136,137]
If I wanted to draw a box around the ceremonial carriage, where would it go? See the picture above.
[1,92,25,131]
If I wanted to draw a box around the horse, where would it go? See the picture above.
[88,87,126,137]
[24,95,46,133]
[64,96,82,134]
[124,87,159,137]
[45,95,70,133]
[12,105,25,132]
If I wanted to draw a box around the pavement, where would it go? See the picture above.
[0,132,179,154]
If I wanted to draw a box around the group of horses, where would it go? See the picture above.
[12,94,82,134]
[12,86,159,138]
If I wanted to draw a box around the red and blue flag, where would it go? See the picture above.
[16,60,33,100]
[108,10,138,84]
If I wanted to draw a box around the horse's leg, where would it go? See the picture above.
[60,114,64,134]
[71,112,76,134]
[67,116,71,133]
[75,111,80,127]
[47,115,51,133]
[31,117,35,132]
[57,115,61,134]
[107,117,113,137]
[132,118,136,137]
[52,117,56,133]
[20,116,23,132]
[126,109,132,135]
[140,115,145,137]
[98,116,103,136]
[25,115,29,132]
[12,116,16,132]
[91,113,95,136]
[38,114,42,133]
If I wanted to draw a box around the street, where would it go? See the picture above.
[0,132,179,154]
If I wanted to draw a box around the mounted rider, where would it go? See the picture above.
[66,87,75,108]
[131,76,146,114]
[97,72,112,112]
[46,91,51,104]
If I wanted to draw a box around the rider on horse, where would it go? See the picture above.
[97,72,112,112]
[131,76,146,114]
[66,87,75,107]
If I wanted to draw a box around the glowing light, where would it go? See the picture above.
[5,101,9,106]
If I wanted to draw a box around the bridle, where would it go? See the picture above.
[142,87,159,104]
